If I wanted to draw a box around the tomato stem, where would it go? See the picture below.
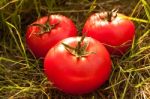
[30,15,59,36]
[107,11,112,22]
[107,8,118,22]
[75,35,85,55]
[62,36,95,58]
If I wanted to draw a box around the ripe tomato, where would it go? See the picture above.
[44,37,112,94]
[82,11,135,55]
[26,14,77,58]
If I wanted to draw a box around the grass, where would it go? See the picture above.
[0,0,150,98]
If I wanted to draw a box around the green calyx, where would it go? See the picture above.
[62,36,95,58]
[30,15,59,36]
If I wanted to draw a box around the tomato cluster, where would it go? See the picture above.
[26,11,135,95]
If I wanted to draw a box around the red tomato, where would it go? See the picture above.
[82,12,135,55]
[44,37,112,94]
[26,14,77,58]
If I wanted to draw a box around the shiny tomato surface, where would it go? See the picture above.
[26,15,77,58]
[44,37,112,94]
[82,12,135,55]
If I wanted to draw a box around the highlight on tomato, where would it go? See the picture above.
[82,9,135,55]
[44,36,112,95]
[26,14,77,58]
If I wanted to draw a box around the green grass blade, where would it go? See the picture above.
[5,21,29,68]
[130,1,141,16]
[140,0,150,21]
[88,0,97,14]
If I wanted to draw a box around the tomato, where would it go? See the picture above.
[44,36,112,94]
[26,14,77,58]
[82,11,135,55]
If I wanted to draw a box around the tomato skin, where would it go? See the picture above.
[44,37,111,94]
[82,12,135,55]
[26,15,77,58]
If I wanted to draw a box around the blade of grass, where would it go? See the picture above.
[123,16,150,23]
[0,57,27,66]
[45,0,56,11]
[121,73,131,99]
[137,29,150,44]
[129,45,150,59]
[5,21,30,68]
[130,0,141,16]
[140,0,150,21]
[88,0,97,14]
[0,0,18,10]
[33,0,41,17]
